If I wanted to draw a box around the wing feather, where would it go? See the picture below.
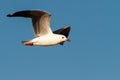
[7,10,52,37]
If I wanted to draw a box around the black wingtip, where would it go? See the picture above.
[64,26,71,28]
[7,13,13,17]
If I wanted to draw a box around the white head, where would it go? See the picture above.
[57,34,70,43]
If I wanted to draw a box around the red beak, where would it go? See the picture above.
[66,38,71,42]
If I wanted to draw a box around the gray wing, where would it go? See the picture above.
[7,10,52,37]
[53,26,71,45]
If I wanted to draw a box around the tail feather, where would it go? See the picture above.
[21,40,29,44]
[21,40,33,46]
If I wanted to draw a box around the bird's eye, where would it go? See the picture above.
[62,37,64,39]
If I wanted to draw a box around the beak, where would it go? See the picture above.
[66,38,71,42]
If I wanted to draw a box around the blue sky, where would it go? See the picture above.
[0,0,120,80]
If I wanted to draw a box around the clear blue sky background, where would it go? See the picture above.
[0,0,120,80]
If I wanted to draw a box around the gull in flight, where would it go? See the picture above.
[7,10,71,46]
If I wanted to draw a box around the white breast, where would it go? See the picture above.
[31,34,63,46]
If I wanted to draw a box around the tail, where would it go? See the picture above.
[21,40,33,46]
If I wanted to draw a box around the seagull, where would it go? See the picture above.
[7,10,71,46]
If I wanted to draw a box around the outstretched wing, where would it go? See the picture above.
[53,26,71,45]
[7,10,52,37]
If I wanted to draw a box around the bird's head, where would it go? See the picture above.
[59,35,70,43]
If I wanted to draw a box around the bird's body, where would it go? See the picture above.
[22,34,67,46]
[7,10,71,46]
